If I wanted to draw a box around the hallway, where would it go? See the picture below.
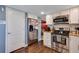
[12,41,57,53]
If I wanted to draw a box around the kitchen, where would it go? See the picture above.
[1,1,79,59]
[43,6,79,53]
[0,5,79,53]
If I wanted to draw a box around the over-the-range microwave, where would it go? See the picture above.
[53,16,68,23]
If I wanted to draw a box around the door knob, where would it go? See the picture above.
[8,33,11,34]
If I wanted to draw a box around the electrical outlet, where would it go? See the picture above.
[78,45,79,50]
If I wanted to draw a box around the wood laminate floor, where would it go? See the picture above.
[28,39,37,46]
[12,41,57,53]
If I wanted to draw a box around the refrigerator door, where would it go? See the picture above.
[0,24,5,53]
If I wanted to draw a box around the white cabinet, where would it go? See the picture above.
[46,15,53,25]
[69,8,79,24]
[60,10,70,16]
[52,12,61,18]
[43,32,51,48]
[69,36,79,53]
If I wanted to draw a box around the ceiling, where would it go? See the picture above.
[7,5,77,16]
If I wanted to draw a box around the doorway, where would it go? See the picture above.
[27,18,38,46]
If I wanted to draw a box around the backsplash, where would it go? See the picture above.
[54,24,79,31]
[54,24,70,31]
[70,24,79,31]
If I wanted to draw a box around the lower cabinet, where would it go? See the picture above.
[43,32,51,48]
[43,32,79,53]
[69,36,79,53]
[43,32,69,53]
[52,42,69,53]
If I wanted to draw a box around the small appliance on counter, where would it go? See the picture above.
[75,27,79,34]
[75,27,79,30]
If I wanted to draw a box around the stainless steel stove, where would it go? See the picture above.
[51,30,69,53]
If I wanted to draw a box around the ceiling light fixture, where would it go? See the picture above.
[41,12,45,15]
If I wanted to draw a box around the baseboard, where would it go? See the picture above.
[38,40,43,43]
[10,47,24,53]
[44,46,60,53]
[24,44,28,47]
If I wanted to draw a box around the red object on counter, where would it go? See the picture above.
[41,20,48,31]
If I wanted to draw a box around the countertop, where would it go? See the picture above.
[69,31,79,37]
[43,30,79,37]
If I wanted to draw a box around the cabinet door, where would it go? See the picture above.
[60,10,70,16]
[43,32,51,48]
[69,36,79,53]
[44,39,51,48]
[46,15,53,25]
[69,8,79,24]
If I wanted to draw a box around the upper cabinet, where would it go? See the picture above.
[69,7,79,24]
[51,7,79,24]
[60,10,70,16]
[52,10,69,17]
[46,15,53,25]
[52,12,61,18]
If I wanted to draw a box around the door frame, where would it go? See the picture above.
[25,15,39,46]
[25,13,29,47]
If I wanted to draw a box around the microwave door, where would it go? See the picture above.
[53,17,68,23]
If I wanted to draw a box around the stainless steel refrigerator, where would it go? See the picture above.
[0,5,5,53]
[0,23,5,53]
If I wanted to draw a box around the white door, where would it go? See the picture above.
[6,7,25,53]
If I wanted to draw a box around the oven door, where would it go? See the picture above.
[53,34,57,42]
[53,35,61,43]
[56,35,61,43]
[61,36,67,45]
[53,17,68,23]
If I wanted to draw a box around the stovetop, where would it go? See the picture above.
[52,30,69,36]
